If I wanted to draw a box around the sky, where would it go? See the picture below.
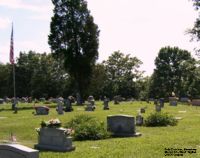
[0,0,199,76]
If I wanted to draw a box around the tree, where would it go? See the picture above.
[103,51,143,98]
[48,0,99,104]
[149,46,196,98]
[189,0,200,53]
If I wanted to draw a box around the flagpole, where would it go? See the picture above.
[12,63,16,99]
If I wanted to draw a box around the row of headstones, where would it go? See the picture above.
[35,96,110,115]
[0,114,141,158]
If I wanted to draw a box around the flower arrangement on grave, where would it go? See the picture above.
[36,118,74,136]
[40,118,61,128]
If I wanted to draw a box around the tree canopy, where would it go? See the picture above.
[48,0,99,104]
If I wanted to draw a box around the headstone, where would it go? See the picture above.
[159,98,164,108]
[0,144,39,158]
[56,97,64,114]
[140,108,145,113]
[35,127,75,152]
[136,114,143,126]
[0,99,4,104]
[169,97,178,106]
[155,104,161,112]
[35,106,49,115]
[192,99,200,106]
[103,97,109,110]
[12,98,18,113]
[39,98,46,102]
[85,103,95,111]
[88,96,95,107]
[107,114,141,137]
[85,96,95,111]
[113,96,120,104]
[64,98,73,112]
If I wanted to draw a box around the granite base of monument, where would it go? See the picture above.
[35,127,75,152]
[107,114,141,137]
[0,144,39,158]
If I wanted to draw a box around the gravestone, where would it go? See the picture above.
[0,99,4,104]
[159,98,164,108]
[85,103,95,111]
[113,96,120,104]
[169,97,178,106]
[56,98,64,114]
[35,106,49,115]
[155,104,161,112]
[103,97,109,110]
[12,98,18,113]
[140,108,145,113]
[136,114,143,126]
[88,96,95,107]
[192,99,200,106]
[39,98,46,102]
[0,144,39,158]
[85,96,95,111]
[35,127,75,152]
[107,114,141,137]
[64,98,73,112]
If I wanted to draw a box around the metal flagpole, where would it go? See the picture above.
[12,63,16,99]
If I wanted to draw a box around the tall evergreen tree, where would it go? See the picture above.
[48,0,99,104]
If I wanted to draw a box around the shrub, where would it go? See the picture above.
[65,115,110,141]
[144,112,178,127]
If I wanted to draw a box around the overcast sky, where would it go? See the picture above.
[0,0,198,75]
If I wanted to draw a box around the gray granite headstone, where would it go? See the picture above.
[136,115,143,126]
[0,99,4,104]
[169,97,178,106]
[35,106,49,115]
[56,98,64,115]
[35,127,75,152]
[0,144,39,158]
[107,114,141,137]
[192,99,200,106]
[103,97,109,110]
[155,104,161,112]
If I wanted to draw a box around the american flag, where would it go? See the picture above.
[10,24,14,64]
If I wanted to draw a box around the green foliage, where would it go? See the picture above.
[149,46,196,98]
[102,51,143,98]
[145,112,178,127]
[65,115,110,141]
[49,0,99,104]
[189,0,200,53]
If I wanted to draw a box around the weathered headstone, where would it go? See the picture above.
[169,97,178,106]
[56,97,64,114]
[85,103,95,111]
[159,98,164,108]
[0,99,4,104]
[0,144,39,158]
[192,99,200,106]
[35,106,49,115]
[85,96,95,111]
[136,114,143,126]
[35,127,75,152]
[12,98,18,113]
[155,104,161,112]
[64,98,73,112]
[103,97,109,110]
[113,96,120,104]
[140,108,145,113]
[107,114,141,137]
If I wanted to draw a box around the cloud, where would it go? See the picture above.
[0,17,11,29]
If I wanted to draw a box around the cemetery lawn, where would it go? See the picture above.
[0,102,200,158]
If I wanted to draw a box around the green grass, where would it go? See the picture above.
[0,101,200,158]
